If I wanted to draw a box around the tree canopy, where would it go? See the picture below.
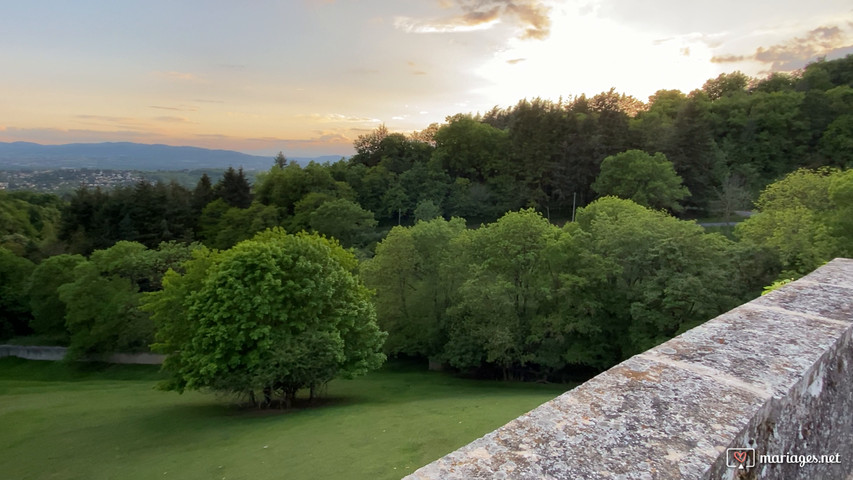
[144,229,386,406]
[592,150,690,212]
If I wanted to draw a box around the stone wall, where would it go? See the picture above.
[405,258,853,480]
[0,345,164,365]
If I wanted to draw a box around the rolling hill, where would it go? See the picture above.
[0,142,344,171]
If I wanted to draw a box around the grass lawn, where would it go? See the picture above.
[0,357,572,480]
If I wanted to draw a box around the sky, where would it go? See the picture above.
[1,0,851,157]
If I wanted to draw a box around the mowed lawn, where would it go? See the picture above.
[0,358,571,480]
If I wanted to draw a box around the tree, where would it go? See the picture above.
[819,114,853,167]
[352,124,390,167]
[710,174,753,226]
[309,199,377,249]
[414,200,442,221]
[431,115,510,181]
[144,229,386,407]
[215,167,252,208]
[0,191,63,260]
[575,197,751,358]
[27,254,86,343]
[442,210,561,378]
[191,173,215,214]
[592,150,690,212]
[361,217,466,359]
[0,248,35,340]
[274,151,288,168]
[702,71,750,101]
[736,168,852,277]
[59,260,148,359]
[58,241,200,359]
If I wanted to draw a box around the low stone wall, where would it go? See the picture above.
[405,258,853,480]
[0,345,66,361]
[0,345,164,365]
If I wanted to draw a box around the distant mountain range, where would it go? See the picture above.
[0,142,345,171]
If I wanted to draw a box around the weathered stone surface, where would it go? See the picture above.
[405,258,853,480]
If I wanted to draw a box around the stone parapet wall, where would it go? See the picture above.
[405,258,853,480]
[0,345,164,365]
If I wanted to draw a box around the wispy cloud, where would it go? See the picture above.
[712,24,853,71]
[299,113,381,123]
[149,105,198,112]
[394,0,552,40]
[0,126,166,145]
[154,116,193,124]
[75,114,135,123]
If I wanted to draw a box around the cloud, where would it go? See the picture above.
[394,0,551,40]
[712,24,853,71]
[299,113,381,123]
[0,126,164,145]
[149,105,198,112]
[154,116,193,124]
[75,114,135,123]
[73,115,150,131]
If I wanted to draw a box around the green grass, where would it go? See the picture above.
[0,358,572,480]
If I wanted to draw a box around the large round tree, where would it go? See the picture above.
[592,150,690,212]
[144,228,386,407]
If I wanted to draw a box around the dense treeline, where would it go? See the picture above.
[42,55,853,259]
[2,56,853,383]
[361,203,777,380]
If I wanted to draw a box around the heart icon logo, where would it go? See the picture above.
[733,451,747,464]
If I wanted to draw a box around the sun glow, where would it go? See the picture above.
[472,6,721,106]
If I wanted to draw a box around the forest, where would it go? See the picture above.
[1,55,853,390]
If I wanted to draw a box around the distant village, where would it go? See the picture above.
[0,169,145,192]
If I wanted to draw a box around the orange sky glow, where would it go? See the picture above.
[1,0,851,156]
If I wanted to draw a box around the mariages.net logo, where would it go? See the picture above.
[726,448,841,470]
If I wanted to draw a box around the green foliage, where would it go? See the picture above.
[59,182,196,254]
[204,202,282,250]
[0,248,35,339]
[0,191,62,259]
[58,261,148,359]
[592,150,690,212]
[309,199,378,249]
[432,115,510,181]
[702,71,749,100]
[27,254,86,342]
[366,202,763,376]
[58,241,200,359]
[255,161,351,215]
[575,197,750,357]
[214,166,252,208]
[442,210,561,376]
[413,199,442,221]
[762,277,795,295]
[736,168,853,277]
[145,228,386,403]
[361,217,466,358]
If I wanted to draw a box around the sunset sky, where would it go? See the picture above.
[1,0,851,157]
